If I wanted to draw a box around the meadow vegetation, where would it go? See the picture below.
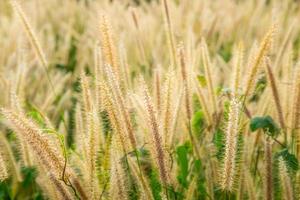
[0,0,300,199]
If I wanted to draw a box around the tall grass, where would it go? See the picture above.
[0,0,300,199]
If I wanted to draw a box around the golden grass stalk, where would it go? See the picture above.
[220,98,241,191]
[291,66,300,158]
[245,169,256,200]
[296,172,300,200]
[194,78,212,126]
[178,43,201,158]
[140,77,170,186]
[131,8,139,30]
[9,91,32,167]
[101,81,129,153]
[130,8,147,65]
[119,43,131,91]
[237,171,244,200]
[37,175,60,200]
[103,64,137,151]
[48,172,73,200]
[178,43,191,121]
[0,153,8,182]
[154,67,162,114]
[94,42,103,111]
[185,177,197,200]
[206,161,216,200]
[0,133,22,182]
[200,38,218,114]
[265,58,285,130]
[283,53,293,124]
[162,0,177,67]
[162,72,173,148]
[10,0,48,68]
[97,133,111,192]
[109,136,128,200]
[74,104,86,157]
[10,0,55,94]
[273,21,295,71]
[85,110,100,199]
[244,25,276,99]
[231,42,244,98]
[9,90,23,113]
[80,72,92,114]
[99,15,120,81]
[264,137,273,200]
[169,87,183,146]
[278,158,294,200]
[128,157,154,200]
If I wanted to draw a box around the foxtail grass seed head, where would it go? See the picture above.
[220,98,241,191]
[101,81,129,153]
[103,64,137,150]
[178,43,192,121]
[99,15,120,81]
[1,108,65,177]
[140,77,170,186]
[244,25,276,99]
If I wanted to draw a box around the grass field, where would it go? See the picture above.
[0,0,300,199]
